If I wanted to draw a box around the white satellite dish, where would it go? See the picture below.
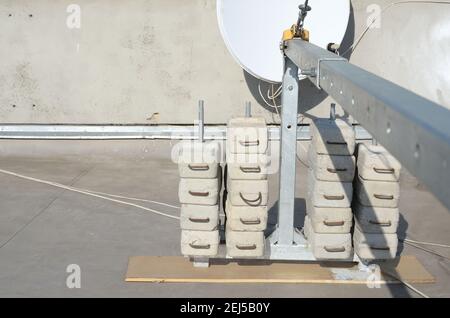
[217,0,350,83]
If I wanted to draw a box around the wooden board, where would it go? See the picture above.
[125,255,435,284]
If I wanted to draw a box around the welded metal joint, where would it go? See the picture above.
[300,68,316,77]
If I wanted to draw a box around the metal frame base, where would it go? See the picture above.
[190,230,362,265]
[189,56,362,269]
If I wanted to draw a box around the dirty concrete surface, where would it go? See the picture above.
[0,140,449,298]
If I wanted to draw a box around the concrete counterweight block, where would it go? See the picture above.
[307,170,353,208]
[353,226,398,260]
[357,144,402,182]
[304,216,353,260]
[311,118,356,156]
[181,230,220,257]
[306,201,353,234]
[179,176,221,205]
[353,202,400,234]
[308,149,356,182]
[226,153,270,180]
[227,117,268,154]
[180,204,220,231]
[355,174,400,208]
[177,140,222,179]
[225,200,268,232]
[225,230,265,258]
[226,179,269,207]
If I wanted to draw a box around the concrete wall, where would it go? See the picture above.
[0,0,448,124]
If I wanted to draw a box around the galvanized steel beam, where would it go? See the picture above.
[285,39,450,210]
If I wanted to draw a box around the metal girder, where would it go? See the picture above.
[285,39,450,211]
[0,124,372,141]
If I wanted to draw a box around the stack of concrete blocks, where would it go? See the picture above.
[305,118,356,260]
[178,141,222,257]
[353,144,402,260]
[225,117,269,258]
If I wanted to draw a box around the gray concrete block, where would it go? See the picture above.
[353,202,399,234]
[179,164,221,180]
[308,150,355,182]
[304,216,353,260]
[307,170,353,208]
[226,230,265,258]
[353,226,398,260]
[311,119,355,156]
[225,199,268,232]
[178,177,221,205]
[181,230,220,257]
[226,153,270,180]
[355,174,400,208]
[226,179,268,207]
[227,117,268,154]
[306,199,353,234]
[357,144,401,182]
[180,204,220,231]
[177,141,222,179]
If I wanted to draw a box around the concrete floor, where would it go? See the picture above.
[0,140,449,298]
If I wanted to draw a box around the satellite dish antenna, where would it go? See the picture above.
[217,0,350,83]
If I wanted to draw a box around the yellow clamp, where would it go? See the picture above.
[282,24,310,42]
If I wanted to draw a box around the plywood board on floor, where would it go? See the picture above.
[125,255,435,284]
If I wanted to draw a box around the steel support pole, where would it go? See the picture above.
[198,100,205,142]
[276,57,299,246]
[245,101,252,118]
